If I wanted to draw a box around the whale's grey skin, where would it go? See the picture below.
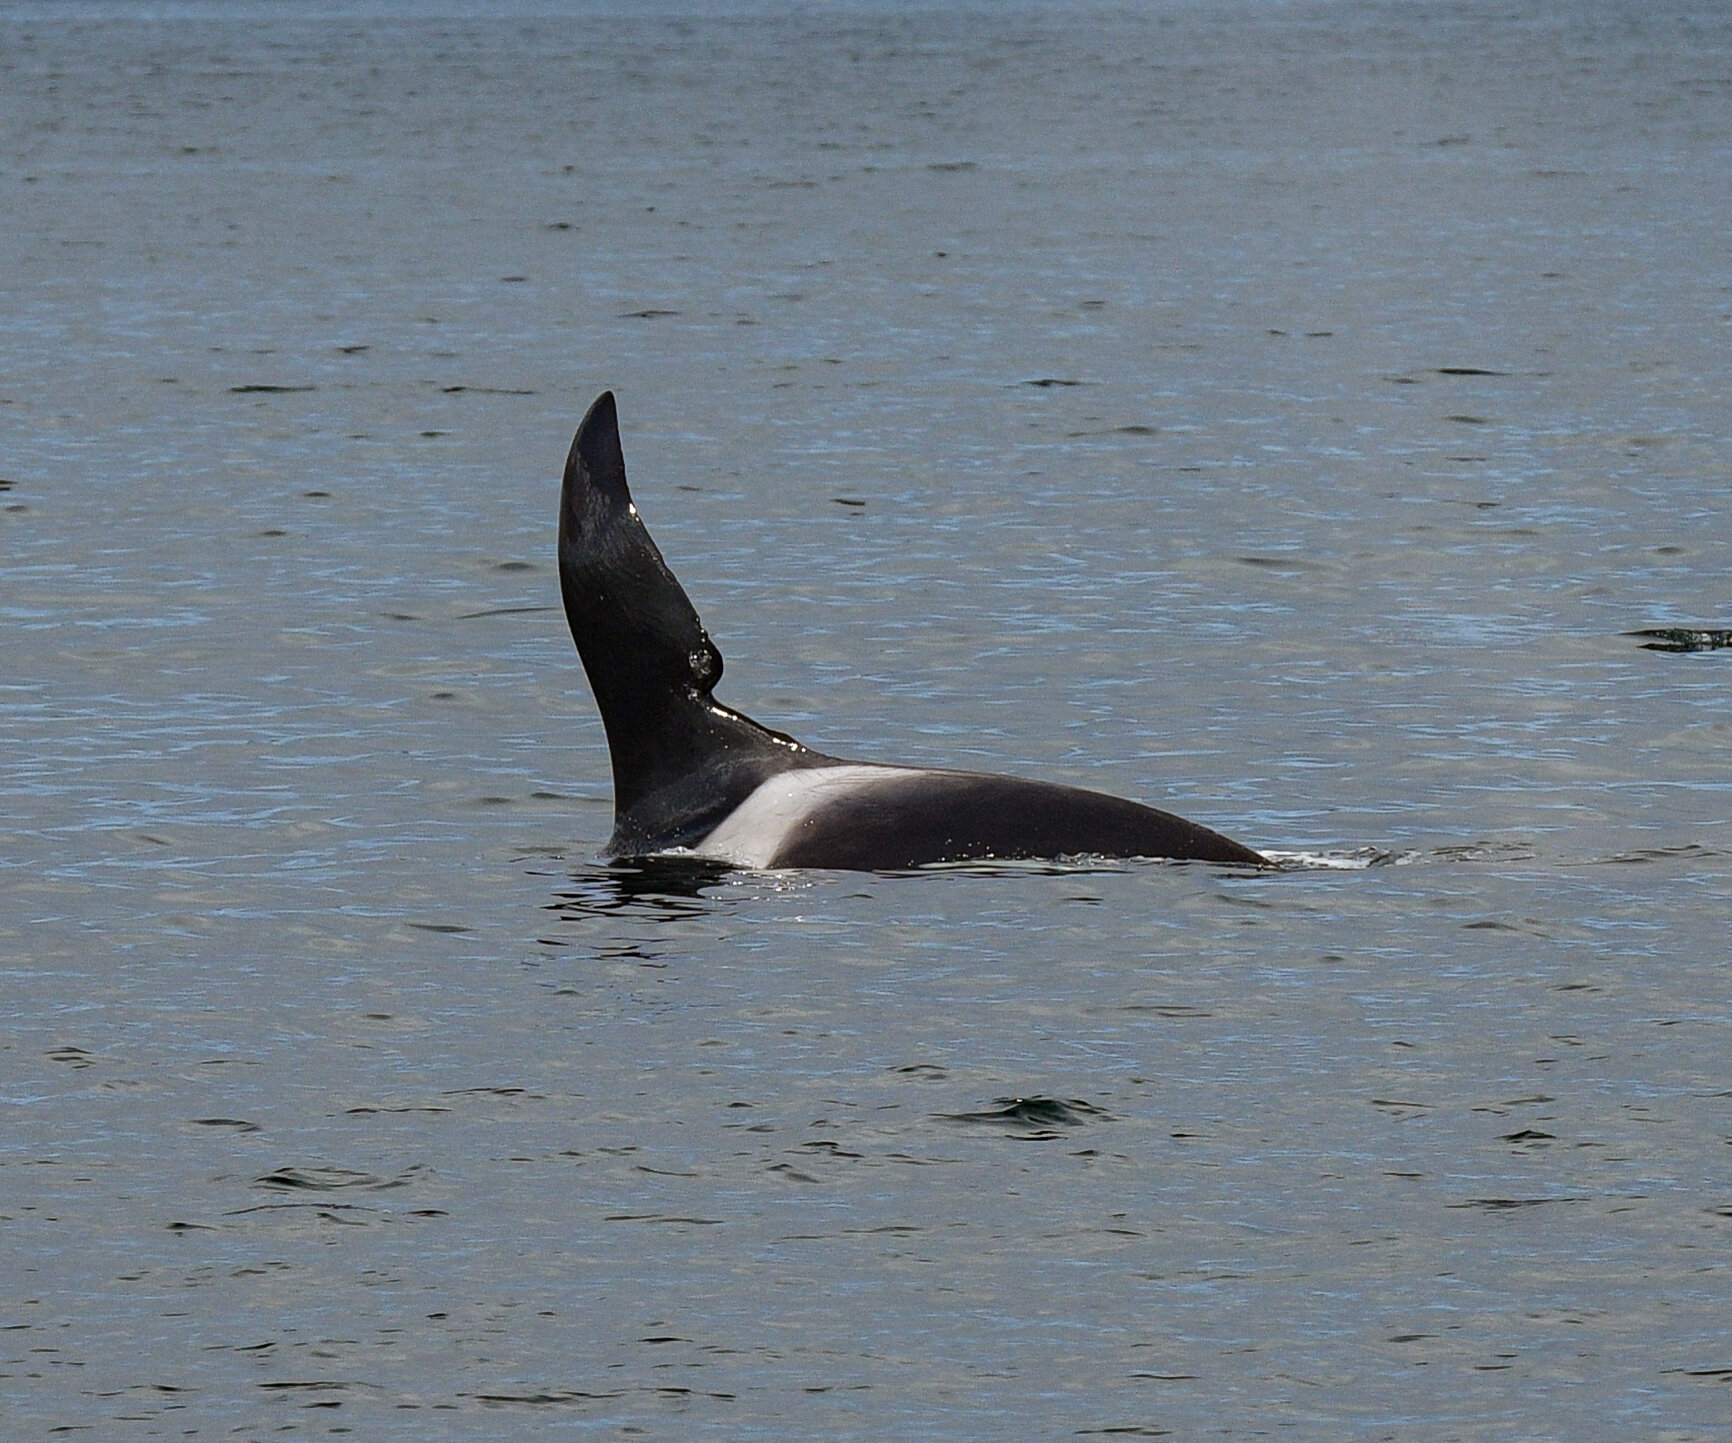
[558,391,1268,871]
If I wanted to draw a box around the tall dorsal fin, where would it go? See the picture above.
[558,392,813,850]
[558,391,721,708]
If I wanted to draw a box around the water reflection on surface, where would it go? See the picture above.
[550,857,741,920]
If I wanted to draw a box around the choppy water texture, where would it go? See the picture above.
[4,1,1731,1438]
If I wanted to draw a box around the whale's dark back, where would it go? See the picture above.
[766,770,1266,870]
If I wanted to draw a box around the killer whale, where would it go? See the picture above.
[558,391,1267,871]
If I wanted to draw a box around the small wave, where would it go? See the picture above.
[1627,627,1732,653]
[940,1096,1112,1132]
[1259,847,1397,870]
[1579,842,1721,866]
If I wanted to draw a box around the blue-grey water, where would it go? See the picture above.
[3,1,1730,1438]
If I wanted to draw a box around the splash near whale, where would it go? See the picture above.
[558,391,1266,871]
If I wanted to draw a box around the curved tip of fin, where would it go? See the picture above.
[565,390,626,508]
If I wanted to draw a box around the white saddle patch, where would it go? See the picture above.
[692,765,924,869]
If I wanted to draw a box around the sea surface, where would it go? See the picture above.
[3,1,1730,1438]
